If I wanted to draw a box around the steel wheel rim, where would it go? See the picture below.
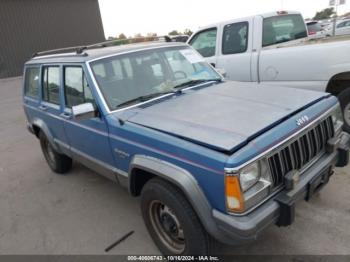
[149,200,185,254]
[344,103,350,126]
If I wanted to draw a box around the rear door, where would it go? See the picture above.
[38,65,69,146]
[61,64,116,180]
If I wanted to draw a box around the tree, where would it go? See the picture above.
[168,30,181,36]
[313,7,336,20]
[183,29,193,36]
[118,33,127,39]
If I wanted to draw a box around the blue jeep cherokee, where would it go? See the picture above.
[23,41,349,255]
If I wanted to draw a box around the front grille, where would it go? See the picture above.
[267,116,334,187]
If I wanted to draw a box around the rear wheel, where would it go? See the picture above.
[141,178,213,255]
[338,88,350,133]
[39,131,72,174]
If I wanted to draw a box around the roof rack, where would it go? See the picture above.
[32,36,172,58]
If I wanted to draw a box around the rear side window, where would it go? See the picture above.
[42,66,60,104]
[262,14,307,47]
[64,67,94,107]
[307,22,322,32]
[189,28,217,57]
[222,22,248,54]
[24,67,40,98]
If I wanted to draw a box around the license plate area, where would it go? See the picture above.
[305,167,332,201]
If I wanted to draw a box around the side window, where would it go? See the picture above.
[64,67,94,108]
[222,22,248,55]
[337,22,346,28]
[24,67,40,98]
[42,66,60,104]
[262,14,307,47]
[189,28,217,57]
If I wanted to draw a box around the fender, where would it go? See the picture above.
[129,155,228,242]
[31,118,62,153]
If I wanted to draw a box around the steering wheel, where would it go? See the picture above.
[174,70,188,80]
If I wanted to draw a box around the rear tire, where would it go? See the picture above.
[39,131,72,174]
[338,88,350,133]
[140,178,213,255]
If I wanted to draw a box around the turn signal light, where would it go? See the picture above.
[225,176,244,212]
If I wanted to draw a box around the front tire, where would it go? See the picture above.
[141,178,212,255]
[39,131,72,174]
[338,88,350,133]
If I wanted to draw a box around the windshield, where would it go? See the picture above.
[90,46,221,110]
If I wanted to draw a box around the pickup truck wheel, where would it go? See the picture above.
[39,132,72,174]
[141,178,212,255]
[338,89,350,133]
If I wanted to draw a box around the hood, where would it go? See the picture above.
[117,82,328,152]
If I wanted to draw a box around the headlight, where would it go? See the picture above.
[332,106,344,135]
[239,162,260,192]
[225,160,272,213]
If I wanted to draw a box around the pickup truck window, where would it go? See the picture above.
[337,21,350,28]
[189,28,217,57]
[90,47,220,110]
[24,67,39,98]
[42,66,60,105]
[262,14,307,47]
[64,67,94,107]
[222,22,248,55]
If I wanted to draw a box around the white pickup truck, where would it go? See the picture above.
[188,11,350,132]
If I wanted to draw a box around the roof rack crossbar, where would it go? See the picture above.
[32,36,172,58]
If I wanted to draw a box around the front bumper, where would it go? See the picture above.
[211,132,349,245]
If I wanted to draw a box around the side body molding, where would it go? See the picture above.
[129,155,221,240]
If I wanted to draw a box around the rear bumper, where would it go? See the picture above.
[211,132,349,245]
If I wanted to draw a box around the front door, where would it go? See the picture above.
[61,65,116,181]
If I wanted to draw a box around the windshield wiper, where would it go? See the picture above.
[173,79,221,90]
[115,91,175,109]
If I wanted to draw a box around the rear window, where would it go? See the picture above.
[307,22,322,32]
[262,14,307,47]
[24,67,40,98]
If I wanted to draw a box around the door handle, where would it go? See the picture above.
[60,112,72,120]
[39,105,48,111]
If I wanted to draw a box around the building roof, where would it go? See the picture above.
[26,42,187,65]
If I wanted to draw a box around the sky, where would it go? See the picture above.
[98,0,350,38]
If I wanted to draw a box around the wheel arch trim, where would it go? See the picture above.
[31,118,61,153]
[129,155,222,240]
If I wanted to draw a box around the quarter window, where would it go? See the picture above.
[24,67,40,98]
[64,67,94,107]
[262,14,307,47]
[189,28,217,57]
[42,66,60,104]
[222,22,248,54]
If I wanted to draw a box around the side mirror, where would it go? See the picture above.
[216,68,227,78]
[72,103,96,121]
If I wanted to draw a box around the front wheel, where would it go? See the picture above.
[141,178,212,255]
[338,89,350,133]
